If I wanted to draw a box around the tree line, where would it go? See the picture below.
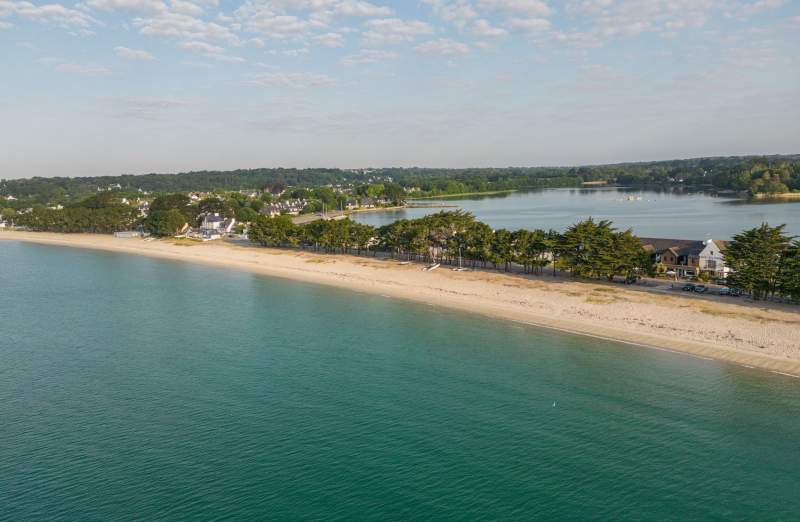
[4,155,799,206]
[249,211,653,282]
[248,211,800,302]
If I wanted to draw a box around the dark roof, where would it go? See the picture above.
[639,237,705,256]
[203,215,225,223]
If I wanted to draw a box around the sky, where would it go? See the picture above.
[1,0,799,178]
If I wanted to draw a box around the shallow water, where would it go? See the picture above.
[1,241,799,520]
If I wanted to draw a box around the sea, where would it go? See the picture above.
[1,241,799,520]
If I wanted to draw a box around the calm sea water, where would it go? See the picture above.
[353,188,800,239]
[2,242,800,520]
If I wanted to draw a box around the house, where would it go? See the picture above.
[360,197,376,208]
[200,213,236,237]
[698,239,730,278]
[640,237,730,278]
[345,199,359,210]
[260,204,283,218]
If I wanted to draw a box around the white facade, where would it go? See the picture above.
[698,240,729,277]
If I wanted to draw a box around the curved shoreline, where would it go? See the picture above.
[3,230,800,378]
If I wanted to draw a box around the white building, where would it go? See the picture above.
[698,239,730,278]
[197,213,236,240]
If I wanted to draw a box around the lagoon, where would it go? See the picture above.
[353,188,800,239]
[2,241,800,520]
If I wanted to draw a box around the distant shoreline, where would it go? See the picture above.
[2,229,800,378]
[753,192,800,200]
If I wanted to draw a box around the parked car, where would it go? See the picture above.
[682,283,696,291]
[730,288,742,297]
[694,285,708,293]
[719,287,731,296]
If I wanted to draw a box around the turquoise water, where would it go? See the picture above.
[353,188,800,239]
[2,241,800,520]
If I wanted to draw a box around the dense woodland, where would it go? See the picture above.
[2,155,799,207]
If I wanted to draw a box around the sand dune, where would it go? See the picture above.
[4,230,800,377]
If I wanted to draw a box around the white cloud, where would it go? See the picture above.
[415,37,470,56]
[727,0,787,19]
[1,1,98,29]
[477,0,550,16]
[269,46,309,56]
[170,0,204,16]
[313,31,344,47]
[114,45,155,59]
[560,0,717,46]
[235,9,326,39]
[507,17,550,33]
[333,0,391,17]
[0,20,13,29]
[341,48,396,65]
[423,0,476,28]
[133,12,240,44]
[56,62,112,75]
[209,53,245,62]
[244,71,337,87]
[179,39,223,53]
[83,0,167,14]
[178,39,243,62]
[362,18,434,44]
[471,18,507,38]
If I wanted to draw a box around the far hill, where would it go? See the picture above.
[1,155,799,205]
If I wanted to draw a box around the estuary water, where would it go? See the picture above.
[353,188,800,239]
[1,241,800,520]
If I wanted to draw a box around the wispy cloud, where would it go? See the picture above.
[114,45,155,60]
[244,72,337,88]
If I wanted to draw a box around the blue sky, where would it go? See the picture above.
[1,0,799,178]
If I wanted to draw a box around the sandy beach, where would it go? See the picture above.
[3,230,800,377]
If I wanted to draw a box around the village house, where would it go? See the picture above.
[260,200,307,216]
[261,204,282,218]
[195,213,236,240]
[640,238,730,279]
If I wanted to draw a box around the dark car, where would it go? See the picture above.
[719,287,731,296]
[694,285,708,293]
[682,283,696,291]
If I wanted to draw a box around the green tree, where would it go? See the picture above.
[557,218,616,278]
[724,223,790,299]
[248,215,298,247]
[143,209,187,236]
[235,206,259,223]
[778,240,800,302]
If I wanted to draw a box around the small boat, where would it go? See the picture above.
[399,261,411,265]
[452,267,469,272]
[423,263,440,271]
